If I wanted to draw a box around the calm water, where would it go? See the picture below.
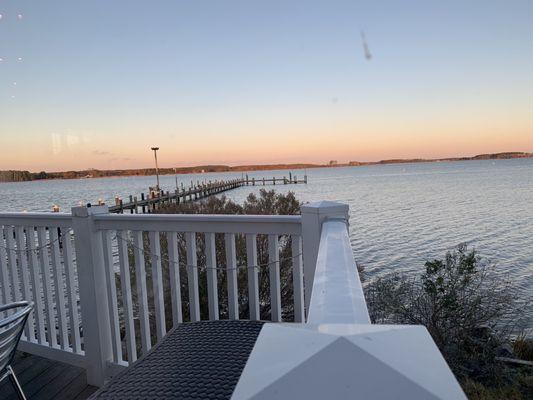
[1,159,532,323]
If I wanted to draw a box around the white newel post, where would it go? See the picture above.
[301,201,349,314]
[71,205,112,387]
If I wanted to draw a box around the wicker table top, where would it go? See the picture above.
[90,320,265,400]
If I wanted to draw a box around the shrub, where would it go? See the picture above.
[365,244,531,397]
[513,335,533,362]
[461,378,526,400]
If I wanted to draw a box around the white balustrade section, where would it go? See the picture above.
[0,207,310,387]
[92,212,304,369]
[1,203,467,398]
[0,212,85,369]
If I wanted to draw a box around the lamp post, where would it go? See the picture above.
[151,147,160,190]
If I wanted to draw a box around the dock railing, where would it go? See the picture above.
[0,201,466,398]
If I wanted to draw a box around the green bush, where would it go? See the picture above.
[365,244,531,398]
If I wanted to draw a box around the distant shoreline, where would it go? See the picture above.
[0,152,531,183]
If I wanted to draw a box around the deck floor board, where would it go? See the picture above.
[0,352,96,400]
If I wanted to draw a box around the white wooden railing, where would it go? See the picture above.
[232,201,467,399]
[87,209,306,373]
[0,204,322,386]
[0,213,84,368]
[1,201,466,398]
[307,219,370,324]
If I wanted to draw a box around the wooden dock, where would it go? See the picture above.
[107,175,307,214]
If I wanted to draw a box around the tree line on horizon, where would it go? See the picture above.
[0,151,531,183]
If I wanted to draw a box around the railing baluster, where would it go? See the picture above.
[268,234,281,322]
[291,235,305,322]
[102,230,122,363]
[37,226,57,347]
[133,230,151,352]
[61,228,81,353]
[5,226,20,304]
[246,234,260,320]
[16,226,34,339]
[27,227,45,344]
[225,233,239,320]
[50,228,69,349]
[205,232,219,320]
[0,227,12,305]
[186,232,200,322]
[167,232,182,326]
[149,231,166,340]
[117,230,137,363]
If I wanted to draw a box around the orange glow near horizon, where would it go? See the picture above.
[2,101,533,171]
[2,116,531,172]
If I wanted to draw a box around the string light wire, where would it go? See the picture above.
[114,232,301,272]
[0,229,301,272]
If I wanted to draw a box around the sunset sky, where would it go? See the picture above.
[1,0,532,171]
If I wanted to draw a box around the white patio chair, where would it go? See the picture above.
[0,301,33,400]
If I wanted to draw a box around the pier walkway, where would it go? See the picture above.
[108,175,307,214]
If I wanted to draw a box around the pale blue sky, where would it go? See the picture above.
[1,1,532,171]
